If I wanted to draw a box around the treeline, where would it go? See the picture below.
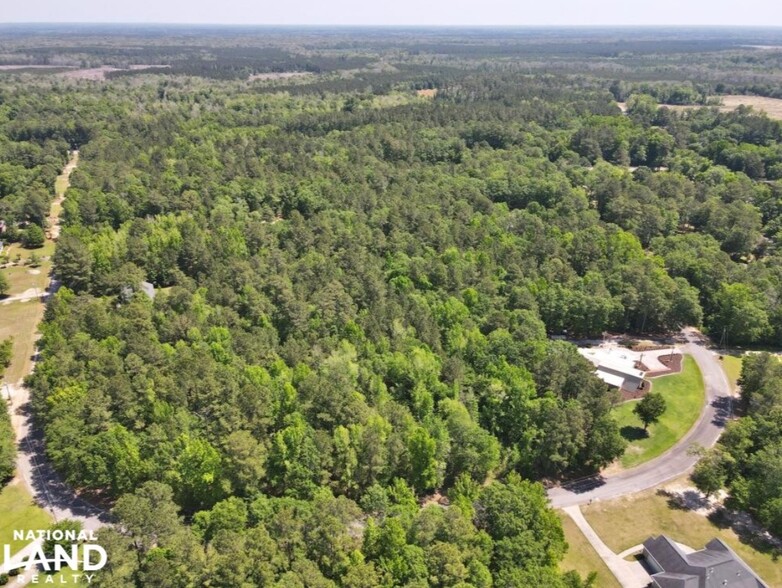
[0,125,69,229]
[692,353,782,537]
[105,47,374,80]
[92,474,591,587]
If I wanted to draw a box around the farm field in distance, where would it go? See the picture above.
[719,95,782,119]
[660,95,782,119]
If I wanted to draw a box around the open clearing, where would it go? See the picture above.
[0,263,48,298]
[613,355,704,469]
[660,96,782,120]
[559,513,622,588]
[582,482,781,587]
[0,482,53,557]
[718,95,782,119]
[248,71,311,82]
[60,64,169,81]
[0,301,44,384]
[0,151,76,385]
[619,95,782,120]
[720,354,743,393]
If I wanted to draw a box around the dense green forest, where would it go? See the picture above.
[1,26,782,586]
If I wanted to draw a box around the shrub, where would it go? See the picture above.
[21,225,45,249]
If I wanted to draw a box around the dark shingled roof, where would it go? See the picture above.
[643,535,767,588]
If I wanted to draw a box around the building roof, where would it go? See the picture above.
[595,370,626,388]
[140,281,156,300]
[578,347,645,389]
[596,357,645,380]
[644,535,767,588]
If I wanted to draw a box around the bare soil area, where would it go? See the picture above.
[718,95,782,119]
[60,64,169,80]
[249,71,312,82]
[657,96,782,120]
[618,96,782,120]
[0,65,74,70]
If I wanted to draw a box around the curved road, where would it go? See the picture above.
[548,327,734,508]
[8,380,109,532]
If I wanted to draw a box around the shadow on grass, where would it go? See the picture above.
[707,508,782,562]
[659,488,710,512]
[620,425,649,441]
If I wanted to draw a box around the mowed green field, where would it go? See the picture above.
[0,300,44,384]
[613,356,705,468]
[0,483,53,556]
[720,354,743,392]
[559,513,621,588]
[582,486,782,587]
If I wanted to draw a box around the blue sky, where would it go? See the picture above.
[2,0,781,26]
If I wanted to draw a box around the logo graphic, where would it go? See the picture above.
[1,529,106,584]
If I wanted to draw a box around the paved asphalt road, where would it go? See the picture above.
[548,327,734,508]
[8,381,108,532]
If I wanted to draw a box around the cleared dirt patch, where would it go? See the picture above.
[620,96,782,120]
[0,64,74,71]
[60,64,169,81]
[416,88,438,98]
[658,95,782,120]
[718,95,782,119]
[249,71,311,82]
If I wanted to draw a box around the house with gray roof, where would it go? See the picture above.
[643,535,767,588]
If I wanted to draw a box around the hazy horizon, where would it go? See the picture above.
[2,0,781,28]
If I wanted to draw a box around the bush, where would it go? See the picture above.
[21,225,45,249]
[0,572,9,585]
[27,253,42,268]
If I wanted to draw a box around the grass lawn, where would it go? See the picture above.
[559,513,621,588]
[54,176,69,197]
[582,486,782,587]
[0,262,50,297]
[2,241,55,263]
[720,354,743,393]
[0,299,44,384]
[613,356,704,469]
[0,482,53,556]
